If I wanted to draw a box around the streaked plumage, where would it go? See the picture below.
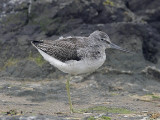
[31,30,130,113]
[31,31,111,75]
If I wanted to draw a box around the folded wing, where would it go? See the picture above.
[31,38,83,62]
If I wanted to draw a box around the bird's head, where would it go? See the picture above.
[89,30,131,53]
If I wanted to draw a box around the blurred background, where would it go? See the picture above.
[0,0,160,119]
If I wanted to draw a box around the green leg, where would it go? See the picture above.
[66,75,74,113]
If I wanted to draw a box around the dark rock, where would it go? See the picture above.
[54,0,134,24]
[150,22,160,33]
[142,66,160,81]
[0,116,65,120]
[3,60,42,78]
[141,26,160,64]
[21,24,41,35]
[127,0,160,12]
[0,10,28,33]
[4,60,41,78]
[127,0,160,33]
[0,0,160,79]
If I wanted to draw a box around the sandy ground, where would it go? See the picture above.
[0,70,160,120]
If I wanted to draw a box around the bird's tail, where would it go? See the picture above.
[31,40,43,48]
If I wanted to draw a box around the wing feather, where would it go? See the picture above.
[31,38,84,62]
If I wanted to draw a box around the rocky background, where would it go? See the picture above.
[0,0,160,120]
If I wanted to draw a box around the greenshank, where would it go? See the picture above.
[31,30,130,113]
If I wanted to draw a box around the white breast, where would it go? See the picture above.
[38,49,106,75]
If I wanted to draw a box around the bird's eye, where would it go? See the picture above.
[101,38,110,44]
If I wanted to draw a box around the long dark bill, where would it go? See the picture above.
[110,43,132,53]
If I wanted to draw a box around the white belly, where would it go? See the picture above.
[38,49,106,75]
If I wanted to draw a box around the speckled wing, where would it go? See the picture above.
[31,38,84,62]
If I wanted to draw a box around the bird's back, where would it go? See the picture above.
[32,37,87,62]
